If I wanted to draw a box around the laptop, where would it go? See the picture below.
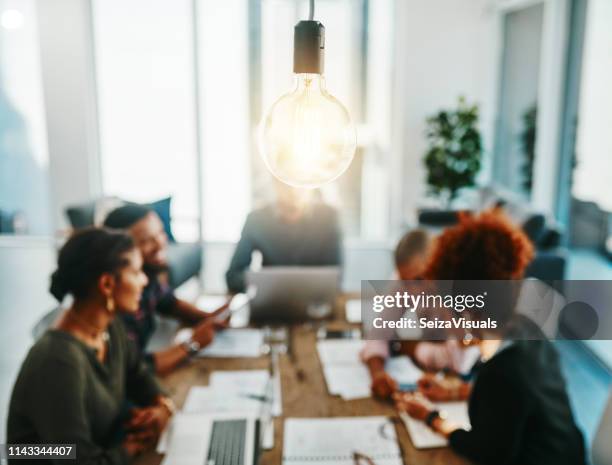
[245,266,340,323]
[161,413,261,465]
[161,372,275,465]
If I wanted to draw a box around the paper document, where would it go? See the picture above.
[317,339,423,400]
[401,401,470,448]
[323,364,371,400]
[198,328,264,358]
[210,370,282,416]
[195,294,228,312]
[317,339,365,364]
[283,417,403,465]
[345,299,363,323]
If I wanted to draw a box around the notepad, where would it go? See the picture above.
[283,417,403,465]
[400,401,471,449]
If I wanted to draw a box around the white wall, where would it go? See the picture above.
[391,0,498,223]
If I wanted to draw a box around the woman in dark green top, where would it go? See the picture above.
[7,228,174,464]
[395,210,586,465]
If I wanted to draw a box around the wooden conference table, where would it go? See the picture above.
[135,296,472,465]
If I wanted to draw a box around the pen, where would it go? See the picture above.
[239,393,271,402]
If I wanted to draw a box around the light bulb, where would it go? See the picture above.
[259,20,356,188]
[259,74,356,188]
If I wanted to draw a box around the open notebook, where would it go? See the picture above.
[400,401,471,449]
[283,417,403,465]
[317,339,423,400]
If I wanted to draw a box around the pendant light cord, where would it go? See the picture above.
[309,0,315,20]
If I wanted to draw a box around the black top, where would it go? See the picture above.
[119,268,176,365]
[225,203,342,293]
[7,318,163,465]
[449,318,586,465]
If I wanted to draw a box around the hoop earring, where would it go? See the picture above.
[106,296,115,313]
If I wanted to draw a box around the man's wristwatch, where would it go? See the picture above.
[182,339,201,356]
[425,410,442,428]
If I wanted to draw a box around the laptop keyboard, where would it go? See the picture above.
[207,419,247,465]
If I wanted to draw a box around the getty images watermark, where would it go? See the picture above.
[360,280,609,341]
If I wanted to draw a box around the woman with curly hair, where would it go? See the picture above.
[395,209,585,465]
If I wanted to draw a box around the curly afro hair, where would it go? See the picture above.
[424,208,534,280]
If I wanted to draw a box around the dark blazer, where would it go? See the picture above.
[449,317,586,465]
[225,203,342,293]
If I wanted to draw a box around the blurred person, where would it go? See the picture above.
[7,228,174,464]
[225,181,342,293]
[104,205,227,375]
[361,229,477,399]
[395,210,585,465]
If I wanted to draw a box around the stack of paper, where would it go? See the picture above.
[283,417,403,465]
[400,401,471,448]
[317,339,423,400]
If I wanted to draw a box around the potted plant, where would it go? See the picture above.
[423,97,482,207]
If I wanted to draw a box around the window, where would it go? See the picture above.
[572,0,612,212]
[196,0,250,241]
[93,0,199,241]
[257,0,394,239]
[0,0,50,235]
[93,0,395,242]
[493,3,544,199]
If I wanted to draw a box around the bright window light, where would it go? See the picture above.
[1,9,24,30]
